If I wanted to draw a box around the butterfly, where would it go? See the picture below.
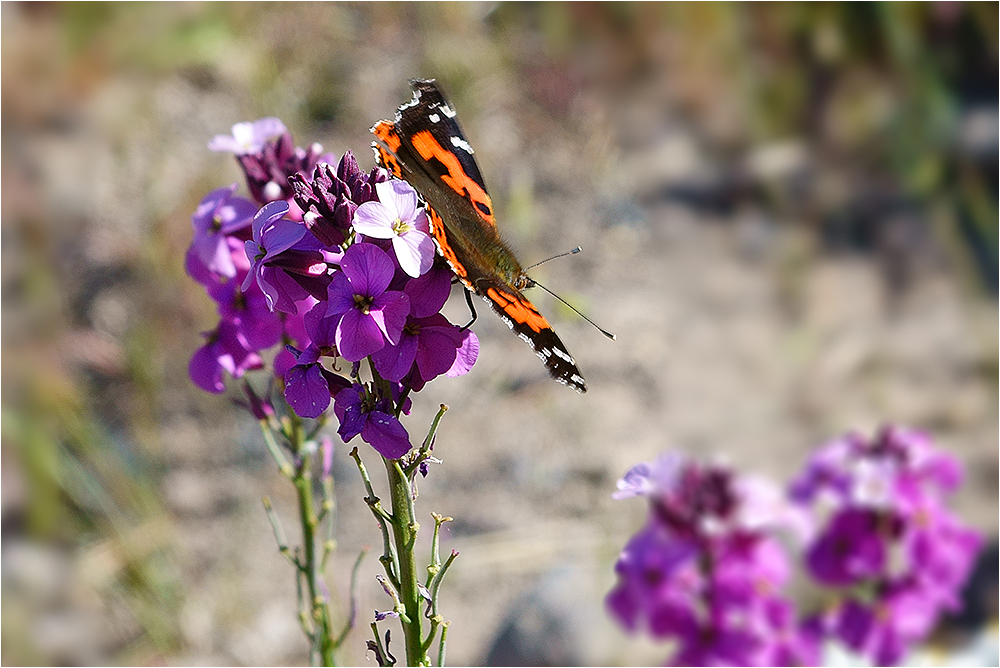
[370,79,589,393]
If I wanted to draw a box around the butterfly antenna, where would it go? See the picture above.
[532,280,616,340]
[525,246,583,271]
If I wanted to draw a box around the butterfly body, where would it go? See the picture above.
[371,79,586,393]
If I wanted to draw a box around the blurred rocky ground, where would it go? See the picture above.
[2,3,996,665]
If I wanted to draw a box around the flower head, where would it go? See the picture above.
[209,118,288,155]
[189,185,257,280]
[353,180,435,278]
[333,385,412,459]
[243,201,332,314]
[326,243,410,361]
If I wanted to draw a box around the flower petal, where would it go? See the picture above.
[341,243,394,297]
[336,307,386,361]
[393,231,436,278]
[376,180,419,221]
[372,332,419,382]
[361,410,412,459]
[352,201,396,239]
[446,328,479,377]
[405,266,452,318]
[369,291,410,344]
[285,364,332,418]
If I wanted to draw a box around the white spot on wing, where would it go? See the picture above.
[552,347,574,363]
[450,136,474,154]
[440,104,456,118]
[429,113,440,123]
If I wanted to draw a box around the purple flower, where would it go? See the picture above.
[211,117,334,216]
[209,118,288,155]
[353,180,435,278]
[326,243,409,362]
[208,269,282,352]
[282,344,351,419]
[282,302,352,419]
[605,521,700,639]
[834,585,939,665]
[243,201,332,314]
[370,267,472,384]
[189,320,264,393]
[333,385,412,459]
[806,508,886,586]
[189,185,256,279]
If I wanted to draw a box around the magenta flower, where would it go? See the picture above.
[189,320,264,393]
[243,201,332,314]
[326,243,409,362]
[371,266,472,384]
[333,385,412,459]
[189,185,256,279]
[806,508,886,586]
[353,180,435,278]
[283,344,351,419]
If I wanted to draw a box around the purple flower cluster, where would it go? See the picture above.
[791,426,982,664]
[607,427,982,666]
[607,454,817,666]
[187,119,479,459]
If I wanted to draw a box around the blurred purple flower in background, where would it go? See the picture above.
[608,427,982,666]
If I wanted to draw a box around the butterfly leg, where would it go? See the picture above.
[460,288,478,331]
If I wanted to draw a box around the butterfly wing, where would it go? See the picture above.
[372,79,588,393]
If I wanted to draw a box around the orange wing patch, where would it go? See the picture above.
[426,205,469,283]
[371,143,404,179]
[409,130,496,228]
[371,120,402,152]
[485,287,550,334]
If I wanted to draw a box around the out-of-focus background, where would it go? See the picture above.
[2,3,997,665]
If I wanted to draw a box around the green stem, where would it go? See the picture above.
[289,415,337,667]
[384,458,425,666]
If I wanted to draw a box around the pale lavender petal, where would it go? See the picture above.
[411,208,430,234]
[377,180,419,221]
[393,231,435,278]
[446,329,479,377]
[336,308,386,361]
[352,201,396,239]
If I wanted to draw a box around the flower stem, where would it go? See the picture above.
[287,414,337,666]
[384,458,425,666]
